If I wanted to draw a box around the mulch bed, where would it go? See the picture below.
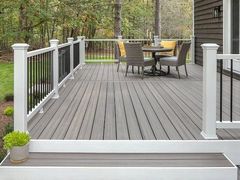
[0,101,13,161]
[0,51,13,62]
[0,101,13,136]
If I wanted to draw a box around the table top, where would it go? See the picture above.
[142,46,173,52]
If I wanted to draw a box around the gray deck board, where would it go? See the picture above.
[121,82,142,140]
[114,82,129,140]
[127,82,156,140]
[28,64,240,140]
[104,82,117,140]
[2,153,233,167]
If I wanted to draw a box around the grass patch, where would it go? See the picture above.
[0,62,13,101]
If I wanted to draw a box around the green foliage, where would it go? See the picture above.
[3,131,31,150]
[4,93,14,102]
[0,0,192,49]
[0,62,13,101]
[4,123,14,135]
[3,106,14,117]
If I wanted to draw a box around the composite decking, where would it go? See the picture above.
[28,63,240,140]
[2,153,233,167]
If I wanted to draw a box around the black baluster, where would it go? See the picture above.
[230,59,233,122]
[220,60,223,122]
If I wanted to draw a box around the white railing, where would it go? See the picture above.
[85,36,195,64]
[12,36,85,131]
[12,35,194,132]
[201,44,240,140]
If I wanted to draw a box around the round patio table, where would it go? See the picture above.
[142,46,173,76]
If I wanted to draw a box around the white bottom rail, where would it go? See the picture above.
[217,121,240,129]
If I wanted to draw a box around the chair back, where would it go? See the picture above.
[160,41,177,56]
[177,42,191,66]
[124,43,144,65]
[117,41,126,57]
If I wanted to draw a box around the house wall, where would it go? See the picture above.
[194,0,223,65]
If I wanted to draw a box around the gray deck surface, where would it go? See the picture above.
[2,153,233,167]
[28,64,240,140]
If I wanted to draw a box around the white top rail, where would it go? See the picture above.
[27,47,55,58]
[217,54,240,61]
[85,38,191,42]
[58,42,71,49]
[73,40,81,44]
[86,39,118,42]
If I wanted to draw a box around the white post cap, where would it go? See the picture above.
[77,36,85,40]
[201,43,219,50]
[50,39,59,46]
[117,35,123,39]
[67,37,74,42]
[12,43,29,50]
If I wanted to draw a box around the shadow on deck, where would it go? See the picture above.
[28,63,240,140]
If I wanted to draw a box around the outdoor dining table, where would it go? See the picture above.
[142,46,173,76]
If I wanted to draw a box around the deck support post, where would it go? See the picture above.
[12,43,29,132]
[201,43,219,140]
[190,35,195,64]
[78,36,86,68]
[50,39,60,99]
[67,37,74,79]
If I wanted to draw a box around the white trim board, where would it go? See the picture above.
[28,140,240,165]
[0,167,237,180]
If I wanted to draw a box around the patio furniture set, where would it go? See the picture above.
[117,40,191,79]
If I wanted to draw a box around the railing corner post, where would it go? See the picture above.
[201,43,219,140]
[117,35,122,40]
[12,43,29,132]
[67,37,74,79]
[154,35,160,46]
[50,39,60,99]
[78,36,86,67]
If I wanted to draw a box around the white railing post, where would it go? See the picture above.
[154,35,160,46]
[12,43,29,132]
[78,36,86,67]
[201,43,219,140]
[67,37,74,79]
[50,39,59,99]
[190,35,195,64]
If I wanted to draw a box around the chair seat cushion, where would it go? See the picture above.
[144,57,155,66]
[160,56,178,66]
[144,57,154,62]
[119,56,127,62]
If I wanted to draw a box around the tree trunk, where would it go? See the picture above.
[114,0,122,38]
[155,0,161,38]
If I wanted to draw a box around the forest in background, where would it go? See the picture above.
[0,0,192,50]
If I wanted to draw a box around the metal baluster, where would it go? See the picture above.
[220,60,223,122]
[230,59,233,122]
[27,58,29,114]
[40,53,43,101]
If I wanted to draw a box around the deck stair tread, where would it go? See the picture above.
[1,153,234,167]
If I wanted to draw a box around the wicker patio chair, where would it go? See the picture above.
[156,41,177,74]
[116,41,137,73]
[124,43,155,79]
[159,42,191,79]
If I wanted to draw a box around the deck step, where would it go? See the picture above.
[0,153,237,180]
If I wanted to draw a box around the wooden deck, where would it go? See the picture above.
[28,64,240,140]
